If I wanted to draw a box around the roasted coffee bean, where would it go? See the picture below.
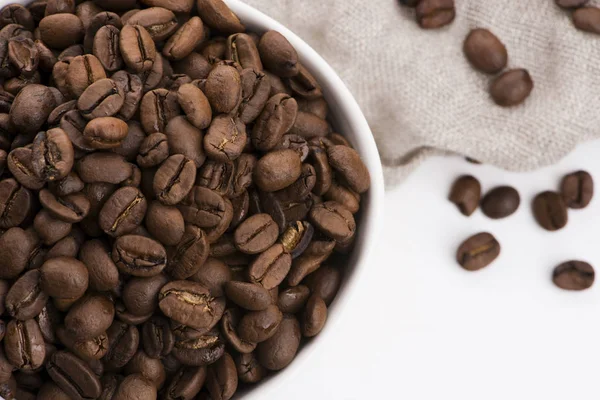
[164,116,206,168]
[48,100,77,127]
[287,240,335,286]
[236,352,265,384]
[45,0,75,16]
[167,225,210,280]
[46,351,102,400]
[10,84,55,135]
[281,221,314,258]
[122,274,169,315]
[140,88,181,134]
[30,129,74,182]
[286,63,322,100]
[112,373,157,400]
[256,313,300,371]
[0,4,35,31]
[275,134,309,162]
[141,316,174,359]
[190,258,232,297]
[221,308,256,354]
[238,305,282,344]
[120,24,156,73]
[556,0,589,8]
[98,186,147,237]
[78,78,125,120]
[278,285,311,314]
[163,366,207,400]
[196,0,244,34]
[173,52,212,80]
[0,228,39,279]
[124,350,166,389]
[176,83,212,131]
[45,233,81,259]
[153,154,196,205]
[79,239,120,292]
[112,121,146,162]
[171,329,225,367]
[448,175,481,216]
[532,191,568,231]
[573,7,600,34]
[327,145,370,193]
[0,179,33,229]
[310,201,355,245]
[296,97,328,120]
[39,189,90,223]
[125,7,178,43]
[64,294,114,340]
[204,65,241,114]
[490,69,533,107]
[112,235,167,277]
[254,149,302,192]
[178,186,228,229]
[112,71,143,121]
[238,68,270,125]
[561,170,593,209]
[159,280,225,331]
[204,116,246,163]
[309,145,332,196]
[225,282,272,311]
[196,160,234,197]
[56,326,108,361]
[248,244,293,289]
[456,232,501,271]
[163,16,204,61]
[77,153,132,184]
[40,256,88,299]
[324,182,360,214]
[252,94,297,151]
[463,29,507,74]
[103,320,139,370]
[83,116,130,150]
[227,33,262,72]
[5,319,45,371]
[258,30,298,78]
[206,352,237,400]
[301,294,327,338]
[34,208,72,245]
[416,0,455,29]
[66,54,106,98]
[59,110,94,152]
[7,37,38,77]
[145,201,184,246]
[234,213,279,254]
[481,186,520,219]
[39,14,84,49]
[553,261,595,291]
[6,270,48,321]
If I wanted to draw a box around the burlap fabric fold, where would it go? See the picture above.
[242,0,600,186]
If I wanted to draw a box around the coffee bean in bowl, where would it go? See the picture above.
[0,0,384,398]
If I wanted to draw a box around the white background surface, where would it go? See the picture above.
[273,140,600,400]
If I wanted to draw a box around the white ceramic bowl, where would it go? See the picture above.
[222,1,385,398]
[2,0,385,397]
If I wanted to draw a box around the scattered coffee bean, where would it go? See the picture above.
[490,69,534,107]
[463,29,508,74]
[561,170,593,209]
[449,175,481,216]
[553,261,595,290]
[481,186,520,219]
[416,0,456,29]
[456,232,501,271]
[573,7,600,34]
[532,191,568,231]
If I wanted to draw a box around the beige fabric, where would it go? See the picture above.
[242,0,600,185]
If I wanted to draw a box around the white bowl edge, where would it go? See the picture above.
[224,1,385,398]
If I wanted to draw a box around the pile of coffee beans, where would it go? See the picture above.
[450,166,595,291]
[398,0,456,30]
[0,0,372,399]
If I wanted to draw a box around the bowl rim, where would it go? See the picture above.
[224,0,385,398]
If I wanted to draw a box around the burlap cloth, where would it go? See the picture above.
[242,0,600,186]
